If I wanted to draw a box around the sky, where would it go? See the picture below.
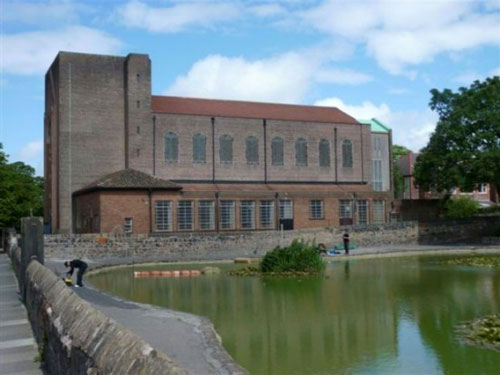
[1,0,499,176]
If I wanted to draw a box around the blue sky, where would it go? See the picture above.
[1,0,499,176]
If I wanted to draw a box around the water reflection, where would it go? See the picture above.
[89,256,500,374]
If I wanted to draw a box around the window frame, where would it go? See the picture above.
[295,138,308,166]
[155,200,173,232]
[259,201,275,229]
[310,200,324,220]
[373,200,386,224]
[124,217,133,233]
[271,137,284,166]
[177,200,194,231]
[219,134,233,164]
[220,200,235,230]
[164,132,179,163]
[342,139,353,168]
[198,200,215,230]
[245,136,259,165]
[319,139,331,168]
[240,201,256,230]
[193,133,207,164]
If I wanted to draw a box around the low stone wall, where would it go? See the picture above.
[44,215,500,261]
[45,222,419,260]
[24,260,188,375]
[418,215,500,244]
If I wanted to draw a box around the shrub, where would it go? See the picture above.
[444,197,480,219]
[261,239,325,274]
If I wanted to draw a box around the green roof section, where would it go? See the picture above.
[358,118,391,133]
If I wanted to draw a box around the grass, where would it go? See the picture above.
[437,256,500,268]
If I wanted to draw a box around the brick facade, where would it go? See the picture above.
[46,51,392,234]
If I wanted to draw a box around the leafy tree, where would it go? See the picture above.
[392,144,410,199]
[0,143,44,230]
[444,197,480,219]
[414,77,500,200]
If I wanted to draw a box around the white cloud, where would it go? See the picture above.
[1,26,122,75]
[300,0,500,75]
[249,4,287,18]
[165,43,368,103]
[388,88,410,95]
[19,140,43,160]
[314,68,373,85]
[166,52,315,103]
[314,97,437,151]
[2,0,85,25]
[115,0,240,33]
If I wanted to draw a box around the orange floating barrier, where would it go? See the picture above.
[180,270,191,277]
[161,271,172,277]
[190,270,201,277]
[172,270,180,277]
[134,269,202,278]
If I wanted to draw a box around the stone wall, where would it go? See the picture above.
[24,260,188,375]
[45,222,419,260]
[44,215,500,261]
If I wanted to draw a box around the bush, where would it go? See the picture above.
[261,239,325,275]
[444,197,480,219]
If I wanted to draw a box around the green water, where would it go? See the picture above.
[89,256,500,374]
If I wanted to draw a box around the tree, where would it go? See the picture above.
[414,76,500,200]
[392,144,410,199]
[0,143,44,230]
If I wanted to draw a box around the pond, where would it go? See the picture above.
[88,255,500,374]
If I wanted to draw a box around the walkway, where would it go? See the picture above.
[0,253,43,375]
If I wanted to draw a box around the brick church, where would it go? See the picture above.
[44,52,392,234]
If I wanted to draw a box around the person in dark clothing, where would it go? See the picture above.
[64,259,88,287]
[343,231,350,255]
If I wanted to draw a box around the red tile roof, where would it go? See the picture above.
[152,96,360,125]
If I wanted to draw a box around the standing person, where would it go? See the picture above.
[343,231,350,255]
[64,259,88,287]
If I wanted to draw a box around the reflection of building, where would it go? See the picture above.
[45,52,392,234]
[397,151,495,205]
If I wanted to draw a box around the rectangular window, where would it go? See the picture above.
[357,200,369,225]
[124,217,133,233]
[259,201,274,229]
[220,200,235,230]
[198,201,215,230]
[93,215,100,233]
[240,201,255,229]
[479,184,487,193]
[373,159,383,191]
[373,200,386,224]
[310,200,324,219]
[279,200,293,219]
[155,201,172,232]
[340,200,353,225]
[178,201,193,230]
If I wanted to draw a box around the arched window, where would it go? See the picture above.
[219,134,233,163]
[342,139,353,168]
[193,133,206,163]
[319,139,330,167]
[164,132,178,162]
[271,137,284,166]
[245,136,259,164]
[295,138,307,166]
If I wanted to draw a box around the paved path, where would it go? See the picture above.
[0,253,43,375]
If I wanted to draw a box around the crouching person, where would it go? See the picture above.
[64,259,88,287]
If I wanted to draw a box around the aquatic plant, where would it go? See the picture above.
[260,239,325,275]
[458,314,500,352]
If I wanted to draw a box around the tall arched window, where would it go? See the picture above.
[271,137,284,166]
[245,136,259,164]
[319,139,330,167]
[219,134,233,163]
[295,138,308,166]
[193,133,206,163]
[342,139,353,168]
[164,132,178,162]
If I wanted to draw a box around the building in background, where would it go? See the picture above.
[397,151,494,206]
[44,52,393,234]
